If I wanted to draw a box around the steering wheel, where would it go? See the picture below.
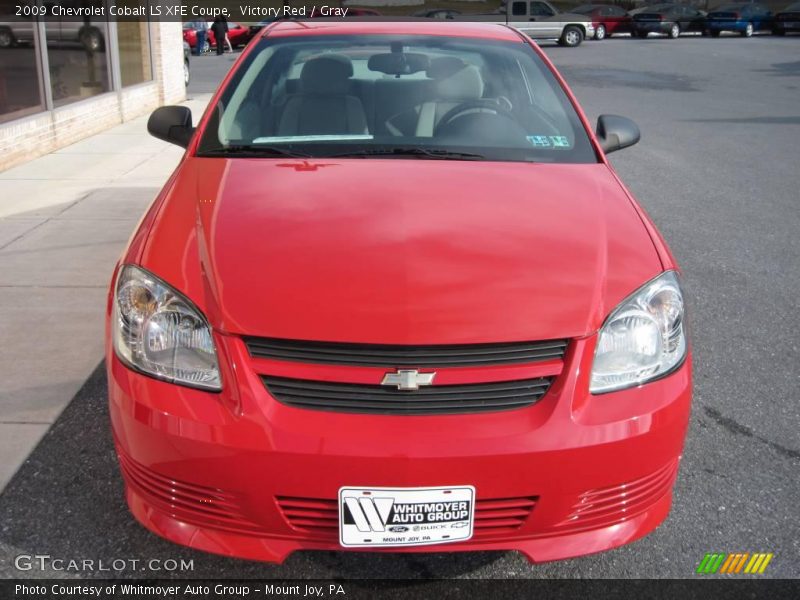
[435,99,518,136]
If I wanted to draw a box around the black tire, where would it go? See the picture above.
[741,22,754,37]
[710,29,721,37]
[559,25,584,47]
[594,24,607,40]
[0,28,14,49]
[183,60,190,87]
[773,28,786,36]
[636,30,649,38]
[668,22,681,39]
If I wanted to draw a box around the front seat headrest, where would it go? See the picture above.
[427,57,484,100]
[300,54,354,95]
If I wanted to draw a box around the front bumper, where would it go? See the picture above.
[108,334,691,564]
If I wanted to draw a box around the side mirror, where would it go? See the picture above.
[596,114,640,154]
[147,106,194,148]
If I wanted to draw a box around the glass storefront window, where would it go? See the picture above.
[45,19,110,107]
[0,16,45,123]
[118,21,152,87]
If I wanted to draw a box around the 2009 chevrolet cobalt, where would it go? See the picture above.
[107,21,691,563]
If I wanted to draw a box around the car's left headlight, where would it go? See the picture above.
[590,271,687,394]
[112,264,221,391]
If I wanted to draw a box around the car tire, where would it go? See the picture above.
[636,31,649,38]
[184,60,190,87]
[203,40,210,54]
[772,28,785,35]
[742,22,754,37]
[710,29,722,37]
[594,24,607,40]
[669,23,681,39]
[0,29,14,49]
[559,25,584,47]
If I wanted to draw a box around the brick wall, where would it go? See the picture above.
[0,21,185,172]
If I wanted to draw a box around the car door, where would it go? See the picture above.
[682,6,705,32]
[752,4,773,30]
[529,1,562,37]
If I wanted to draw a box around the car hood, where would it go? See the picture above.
[141,158,662,344]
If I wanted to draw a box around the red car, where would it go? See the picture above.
[110,21,691,564]
[182,20,252,52]
[573,4,633,39]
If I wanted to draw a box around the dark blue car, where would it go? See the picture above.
[706,2,773,37]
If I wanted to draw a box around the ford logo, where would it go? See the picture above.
[388,526,409,533]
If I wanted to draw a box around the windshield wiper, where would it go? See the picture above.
[199,145,313,158]
[327,147,486,161]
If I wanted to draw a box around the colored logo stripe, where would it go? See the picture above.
[696,553,773,574]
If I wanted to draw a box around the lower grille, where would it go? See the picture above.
[549,460,678,535]
[276,496,538,540]
[262,376,552,415]
[117,451,267,536]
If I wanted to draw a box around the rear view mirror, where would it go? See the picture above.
[147,106,194,148]
[368,53,430,76]
[596,115,640,154]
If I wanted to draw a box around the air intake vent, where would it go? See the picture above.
[276,496,538,540]
[245,337,568,368]
[262,376,552,415]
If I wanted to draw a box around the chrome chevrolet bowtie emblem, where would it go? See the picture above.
[381,369,436,391]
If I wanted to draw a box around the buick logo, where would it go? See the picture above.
[380,369,436,391]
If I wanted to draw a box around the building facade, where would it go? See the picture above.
[0,18,185,171]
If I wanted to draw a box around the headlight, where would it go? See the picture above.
[112,265,221,391]
[590,271,687,394]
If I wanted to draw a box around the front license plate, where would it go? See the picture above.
[339,486,475,547]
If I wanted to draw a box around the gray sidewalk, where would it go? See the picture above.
[0,94,211,491]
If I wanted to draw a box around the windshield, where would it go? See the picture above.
[197,35,596,163]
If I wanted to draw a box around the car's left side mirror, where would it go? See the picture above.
[596,114,640,154]
[147,106,194,148]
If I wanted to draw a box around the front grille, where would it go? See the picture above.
[262,376,552,415]
[245,337,568,368]
[117,451,268,536]
[548,460,679,535]
[276,496,538,540]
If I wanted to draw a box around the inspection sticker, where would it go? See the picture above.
[339,486,475,547]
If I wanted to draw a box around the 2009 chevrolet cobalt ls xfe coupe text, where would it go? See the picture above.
[107,21,691,564]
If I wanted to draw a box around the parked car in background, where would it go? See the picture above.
[413,9,462,19]
[183,41,190,87]
[573,4,633,39]
[631,4,707,38]
[0,15,104,51]
[772,1,800,34]
[706,3,773,37]
[183,21,252,53]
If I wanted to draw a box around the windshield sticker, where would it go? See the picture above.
[527,135,572,149]
[528,135,552,148]
[252,135,374,143]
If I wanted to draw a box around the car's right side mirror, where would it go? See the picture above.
[147,106,194,148]
[596,115,641,154]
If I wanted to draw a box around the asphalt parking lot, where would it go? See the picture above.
[0,35,798,580]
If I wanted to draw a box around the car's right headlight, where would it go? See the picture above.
[112,265,221,391]
[590,271,687,394]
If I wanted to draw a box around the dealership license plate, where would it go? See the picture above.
[339,486,475,547]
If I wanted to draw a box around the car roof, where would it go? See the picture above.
[264,20,524,42]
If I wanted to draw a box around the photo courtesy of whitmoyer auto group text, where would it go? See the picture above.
[0,0,797,598]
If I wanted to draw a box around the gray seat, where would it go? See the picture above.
[277,54,368,136]
[413,57,485,137]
